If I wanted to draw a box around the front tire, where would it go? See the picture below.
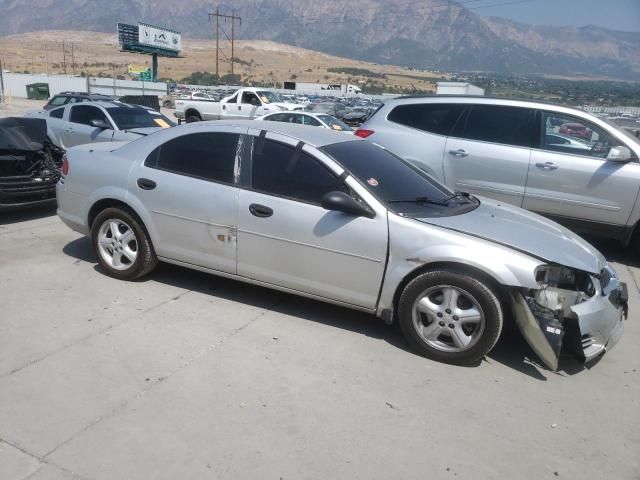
[398,269,503,365]
[91,207,157,280]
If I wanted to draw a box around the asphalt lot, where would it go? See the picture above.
[1,98,639,479]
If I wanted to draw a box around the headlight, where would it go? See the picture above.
[534,265,596,298]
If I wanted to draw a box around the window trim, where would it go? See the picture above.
[143,132,242,187]
[247,136,350,207]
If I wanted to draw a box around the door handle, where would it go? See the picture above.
[249,203,273,218]
[137,178,157,190]
[448,149,468,157]
[535,162,559,171]
[238,105,242,110]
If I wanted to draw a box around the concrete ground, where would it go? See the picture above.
[0,206,639,480]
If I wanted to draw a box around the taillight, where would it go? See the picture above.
[61,154,69,175]
[354,129,374,138]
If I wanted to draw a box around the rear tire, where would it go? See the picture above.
[186,114,201,123]
[398,268,503,365]
[91,207,157,280]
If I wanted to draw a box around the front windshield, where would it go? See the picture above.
[317,114,353,132]
[321,141,479,217]
[107,108,175,130]
[256,91,283,105]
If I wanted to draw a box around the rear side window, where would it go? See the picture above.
[387,103,465,136]
[146,132,239,184]
[456,105,533,147]
[251,139,346,204]
[265,113,289,122]
[48,96,67,106]
[49,108,64,119]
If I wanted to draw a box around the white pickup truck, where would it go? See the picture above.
[174,88,304,123]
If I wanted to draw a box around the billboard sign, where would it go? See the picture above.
[138,23,181,53]
[128,64,149,75]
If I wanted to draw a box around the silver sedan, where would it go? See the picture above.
[56,121,627,369]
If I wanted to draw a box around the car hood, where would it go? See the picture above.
[415,198,606,274]
[272,103,303,111]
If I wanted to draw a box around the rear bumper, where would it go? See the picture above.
[56,181,90,235]
[0,183,57,210]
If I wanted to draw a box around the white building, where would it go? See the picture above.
[436,82,484,96]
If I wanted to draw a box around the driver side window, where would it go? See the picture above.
[69,105,110,128]
[541,112,628,159]
[251,139,347,204]
[241,93,260,106]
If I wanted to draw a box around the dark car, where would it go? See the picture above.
[43,92,115,110]
[0,118,64,209]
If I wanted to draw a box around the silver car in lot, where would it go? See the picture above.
[258,111,354,134]
[357,96,640,246]
[28,100,175,149]
[56,121,627,370]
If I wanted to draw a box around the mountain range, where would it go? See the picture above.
[0,0,638,79]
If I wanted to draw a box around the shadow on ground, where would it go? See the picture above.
[0,204,57,226]
[63,236,590,380]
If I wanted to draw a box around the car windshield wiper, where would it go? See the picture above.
[388,192,473,206]
[388,196,452,206]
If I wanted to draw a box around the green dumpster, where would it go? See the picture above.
[26,83,50,100]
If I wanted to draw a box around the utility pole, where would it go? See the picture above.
[231,10,236,77]
[71,42,75,75]
[208,9,220,81]
[0,59,5,103]
[44,42,48,75]
[62,40,67,74]
[208,9,241,82]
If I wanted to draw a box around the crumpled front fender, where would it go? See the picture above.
[376,214,543,319]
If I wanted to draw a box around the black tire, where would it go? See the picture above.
[185,113,201,123]
[91,207,157,281]
[398,268,503,365]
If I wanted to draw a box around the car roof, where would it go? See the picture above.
[55,92,113,98]
[66,100,154,111]
[188,120,360,148]
[384,94,585,111]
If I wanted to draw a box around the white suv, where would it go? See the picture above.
[356,96,640,246]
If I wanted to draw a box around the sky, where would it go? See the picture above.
[474,0,640,32]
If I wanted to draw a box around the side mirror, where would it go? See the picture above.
[321,191,374,219]
[90,119,110,130]
[607,146,632,162]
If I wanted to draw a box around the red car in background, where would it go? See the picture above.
[559,122,593,140]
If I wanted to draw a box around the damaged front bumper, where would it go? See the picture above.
[510,266,627,370]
